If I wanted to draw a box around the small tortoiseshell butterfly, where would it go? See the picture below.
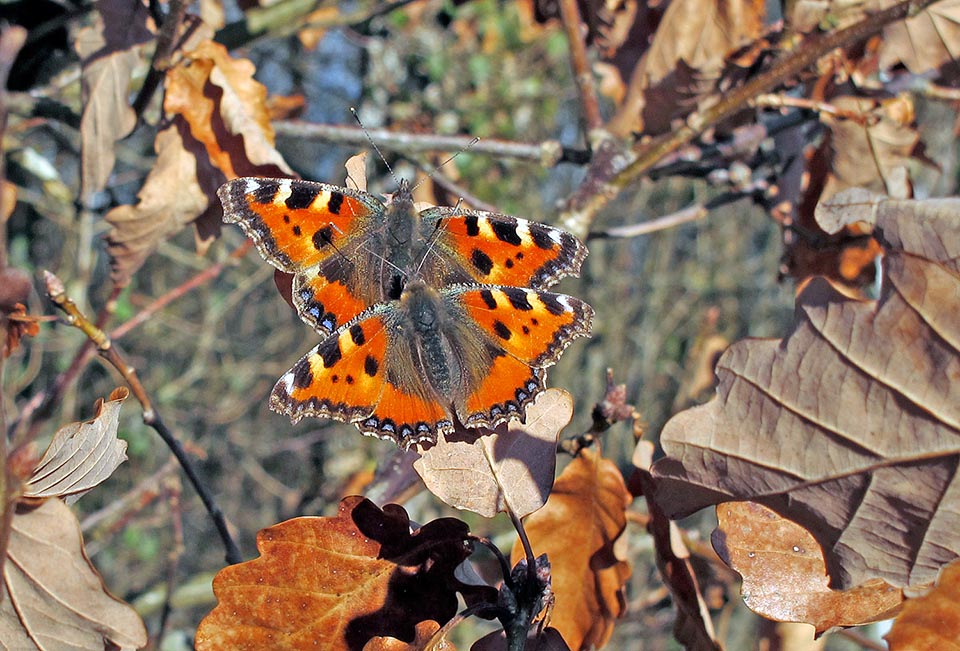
[220,176,593,448]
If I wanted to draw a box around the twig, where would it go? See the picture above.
[154,475,184,648]
[560,0,940,236]
[590,204,709,239]
[834,628,888,651]
[271,121,570,166]
[752,94,871,123]
[43,271,242,565]
[132,0,191,120]
[557,0,602,131]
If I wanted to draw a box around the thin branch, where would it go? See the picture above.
[131,0,191,120]
[560,0,940,236]
[271,121,570,166]
[43,271,242,565]
[557,0,602,131]
[590,204,708,239]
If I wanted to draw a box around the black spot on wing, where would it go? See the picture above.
[252,180,280,204]
[318,337,342,368]
[292,225,301,236]
[493,320,511,340]
[491,219,522,246]
[503,287,533,311]
[479,289,497,310]
[464,214,480,236]
[529,223,557,250]
[350,324,365,346]
[313,225,334,250]
[541,294,566,316]
[292,358,313,389]
[285,185,319,210]
[471,249,493,275]
[364,355,379,377]
[328,191,344,215]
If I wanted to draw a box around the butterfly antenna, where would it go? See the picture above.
[351,107,400,188]
[410,137,480,193]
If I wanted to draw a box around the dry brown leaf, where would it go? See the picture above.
[513,448,631,650]
[820,95,927,202]
[24,388,129,503]
[197,497,493,651]
[886,559,960,650]
[362,620,446,651]
[164,39,293,180]
[0,499,147,649]
[105,121,220,286]
[414,389,572,518]
[880,0,960,79]
[609,0,766,135]
[75,0,155,200]
[788,0,874,34]
[653,190,960,591]
[714,502,904,634]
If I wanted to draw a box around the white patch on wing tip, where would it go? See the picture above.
[244,178,260,194]
[275,179,293,203]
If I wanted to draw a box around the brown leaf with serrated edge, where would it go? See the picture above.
[165,39,293,180]
[512,448,631,650]
[886,559,960,650]
[414,389,572,519]
[75,0,155,200]
[105,120,220,286]
[24,388,129,503]
[197,497,494,651]
[880,1,960,80]
[653,189,960,591]
[713,502,903,634]
[0,499,147,649]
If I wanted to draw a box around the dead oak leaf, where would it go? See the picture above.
[105,120,220,286]
[196,497,491,651]
[512,448,632,650]
[414,389,573,519]
[75,0,155,200]
[0,499,147,650]
[713,502,904,634]
[653,189,960,591]
[880,0,960,80]
[886,558,960,650]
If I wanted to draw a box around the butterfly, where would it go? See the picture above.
[219,176,593,447]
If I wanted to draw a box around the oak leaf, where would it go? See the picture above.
[653,189,960,590]
[886,559,960,650]
[75,0,155,200]
[196,497,494,651]
[713,502,903,634]
[0,499,147,649]
[414,389,573,518]
[24,387,129,503]
[880,0,960,79]
[512,448,631,650]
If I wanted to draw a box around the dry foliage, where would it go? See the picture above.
[4,0,960,648]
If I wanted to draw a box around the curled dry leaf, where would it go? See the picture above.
[880,1,960,79]
[713,502,903,634]
[0,499,147,649]
[512,448,631,650]
[197,496,494,651]
[24,388,129,503]
[886,559,960,651]
[75,0,155,200]
[414,389,573,519]
[653,190,960,591]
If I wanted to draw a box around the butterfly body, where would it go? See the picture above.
[220,174,593,447]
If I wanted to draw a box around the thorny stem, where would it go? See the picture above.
[43,271,242,565]
[561,0,940,236]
